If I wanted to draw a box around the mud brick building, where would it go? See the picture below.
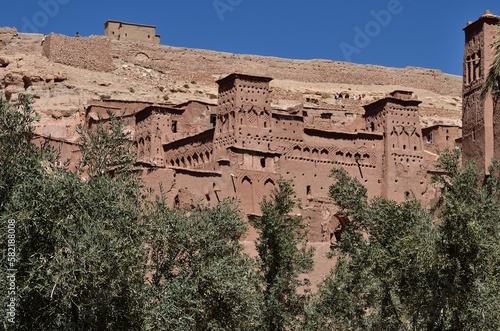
[45,13,500,240]
[80,72,463,242]
[104,20,161,45]
[462,10,500,174]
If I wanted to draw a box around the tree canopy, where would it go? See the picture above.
[309,153,500,331]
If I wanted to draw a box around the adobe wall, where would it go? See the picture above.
[180,102,217,135]
[139,167,176,200]
[462,12,499,173]
[281,130,384,202]
[494,96,500,162]
[385,101,426,201]
[422,125,461,154]
[32,135,82,171]
[118,24,157,44]
[42,33,115,72]
[105,21,159,45]
[162,129,215,169]
[140,166,224,208]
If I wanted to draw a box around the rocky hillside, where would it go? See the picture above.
[0,27,463,141]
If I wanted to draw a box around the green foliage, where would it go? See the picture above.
[77,112,136,177]
[309,163,500,331]
[1,95,496,331]
[2,172,147,330]
[254,179,314,331]
[144,199,263,331]
[0,95,56,211]
[432,147,461,182]
[431,161,500,330]
[0,98,147,330]
[309,168,437,330]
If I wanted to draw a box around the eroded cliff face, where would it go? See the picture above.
[0,27,461,142]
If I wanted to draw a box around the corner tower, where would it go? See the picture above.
[213,73,277,215]
[462,10,499,173]
[363,91,424,202]
[213,73,273,160]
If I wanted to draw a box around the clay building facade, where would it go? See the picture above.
[422,125,462,155]
[462,10,500,173]
[104,20,160,44]
[76,73,457,223]
[33,134,81,171]
[40,13,500,240]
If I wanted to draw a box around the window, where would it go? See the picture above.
[426,132,433,144]
[171,120,177,133]
[210,115,216,128]
[306,185,311,195]
[260,158,266,168]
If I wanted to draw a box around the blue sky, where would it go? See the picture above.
[2,1,500,76]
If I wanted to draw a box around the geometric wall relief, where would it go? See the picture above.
[237,171,277,214]
[285,144,375,168]
[247,110,257,125]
